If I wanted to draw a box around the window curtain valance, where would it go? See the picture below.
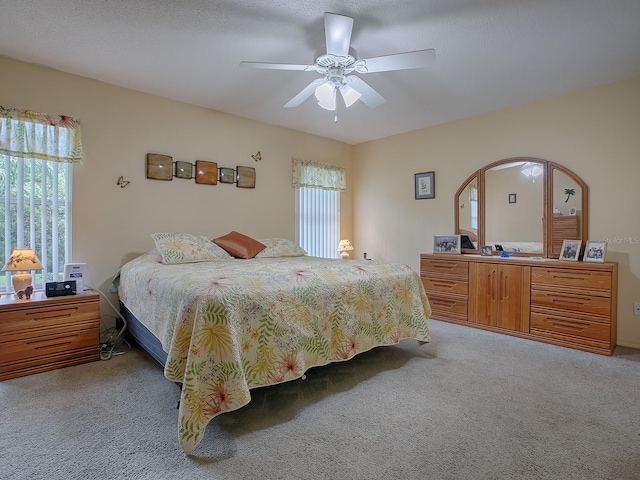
[0,105,83,165]
[292,158,346,191]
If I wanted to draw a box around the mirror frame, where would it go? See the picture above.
[455,157,588,258]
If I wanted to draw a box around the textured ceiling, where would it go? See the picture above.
[1,0,639,144]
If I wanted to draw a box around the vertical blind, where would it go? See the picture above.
[295,187,340,258]
[293,158,345,259]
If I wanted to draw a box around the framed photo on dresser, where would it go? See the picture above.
[583,240,606,263]
[559,239,581,261]
[433,235,461,254]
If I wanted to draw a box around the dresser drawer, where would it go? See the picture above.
[530,311,610,344]
[531,289,611,318]
[531,267,611,293]
[427,293,468,322]
[0,301,99,337]
[0,327,99,365]
[422,277,468,296]
[420,257,469,276]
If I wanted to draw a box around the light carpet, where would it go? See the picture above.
[1,320,639,480]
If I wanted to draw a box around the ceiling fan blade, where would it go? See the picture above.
[355,49,435,73]
[324,13,353,57]
[348,76,386,108]
[284,78,328,108]
[240,61,316,71]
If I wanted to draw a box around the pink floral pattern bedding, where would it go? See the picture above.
[119,251,431,452]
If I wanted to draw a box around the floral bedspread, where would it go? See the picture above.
[119,251,431,452]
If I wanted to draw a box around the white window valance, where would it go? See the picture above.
[0,105,83,164]
[292,157,346,191]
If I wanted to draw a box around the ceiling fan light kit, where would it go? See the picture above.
[240,12,435,115]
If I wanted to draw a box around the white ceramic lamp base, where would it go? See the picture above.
[11,271,33,294]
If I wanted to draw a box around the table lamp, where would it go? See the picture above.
[338,239,354,259]
[2,248,43,297]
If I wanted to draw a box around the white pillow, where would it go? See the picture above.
[256,238,307,258]
[151,233,233,264]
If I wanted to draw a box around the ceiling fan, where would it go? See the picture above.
[240,13,435,113]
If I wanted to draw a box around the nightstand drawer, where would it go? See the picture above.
[0,302,98,336]
[0,327,99,365]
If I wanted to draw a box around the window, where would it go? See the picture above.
[0,106,82,293]
[292,158,346,258]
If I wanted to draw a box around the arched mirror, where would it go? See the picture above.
[455,158,588,258]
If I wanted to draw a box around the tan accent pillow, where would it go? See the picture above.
[213,231,266,259]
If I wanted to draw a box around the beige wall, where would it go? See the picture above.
[1,56,353,311]
[352,77,640,349]
[3,54,639,349]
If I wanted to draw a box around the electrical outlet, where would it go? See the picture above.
[634,302,640,316]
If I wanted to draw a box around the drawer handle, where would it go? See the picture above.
[430,280,456,289]
[27,334,79,350]
[547,272,591,281]
[547,295,589,307]
[431,299,458,308]
[431,263,458,271]
[549,320,589,332]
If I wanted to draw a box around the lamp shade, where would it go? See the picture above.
[338,239,354,259]
[2,248,43,272]
[3,248,42,295]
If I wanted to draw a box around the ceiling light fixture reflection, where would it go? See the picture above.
[521,164,543,177]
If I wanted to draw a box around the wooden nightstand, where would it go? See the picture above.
[0,290,100,380]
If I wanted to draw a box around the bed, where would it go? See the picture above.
[117,233,431,452]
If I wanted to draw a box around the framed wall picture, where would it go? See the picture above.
[415,171,435,199]
[174,161,193,179]
[219,167,236,184]
[508,193,517,204]
[433,235,461,254]
[583,240,607,263]
[195,161,218,185]
[236,166,256,188]
[146,153,173,180]
[559,239,581,261]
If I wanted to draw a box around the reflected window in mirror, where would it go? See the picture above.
[457,175,479,250]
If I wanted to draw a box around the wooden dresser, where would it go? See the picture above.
[420,254,617,355]
[0,290,100,380]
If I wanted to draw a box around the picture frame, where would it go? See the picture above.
[219,167,236,184]
[174,161,193,179]
[433,235,461,254]
[559,239,581,261]
[583,240,607,263]
[415,171,435,200]
[508,193,517,204]
[146,153,173,180]
[194,161,218,185]
[481,245,493,256]
[236,166,256,188]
